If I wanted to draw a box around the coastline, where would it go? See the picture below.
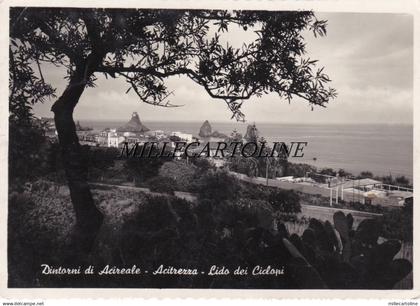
[78,120,413,180]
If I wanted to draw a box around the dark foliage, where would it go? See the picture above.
[297,192,384,214]
[8,186,411,289]
[86,147,120,181]
[10,8,336,121]
[319,168,337,177]
[376,175,412,188]
[239,181,273,199]
[284,162,317,177]
[125,145,173,183]
[229,157,260,177]
[116,197,411,289]
[9,120,51,184]
[119,195,293,288]
[283,212,412,289]
[337,168,351,177]
[268,189,301,213]
[158,160,198,192]
[359,171,373,178]
[197,169,242,201]
[147,176,177,195]
[8,186,76,287]
[382,197,413,242]
[189,157,215,172]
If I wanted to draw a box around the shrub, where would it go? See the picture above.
[9,119,51,183]
[268,189,301,214]
[196,169,241,201]
[147,176,177,195]
[284,162,317,177]
[359,171,373,178]
[189,157,214,171]
[239,182,271,200]
[119,196,412,289]
[381,197,413,242]
[124,145,173,183]
[158,160,198,191]
[120,195,291,288]
[8,185,76,287]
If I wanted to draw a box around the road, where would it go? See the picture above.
[90,182,382,225]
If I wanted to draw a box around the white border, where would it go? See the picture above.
[0,0,419,299]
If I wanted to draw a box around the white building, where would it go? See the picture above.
[107,131,125,148]
[123,131,136,137]
[146,130,166,140]
[171,131,193,143]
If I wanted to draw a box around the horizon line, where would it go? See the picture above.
[71,119,413,126]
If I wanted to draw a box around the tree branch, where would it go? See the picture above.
[36,21,78,62]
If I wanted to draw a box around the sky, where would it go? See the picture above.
[32,12,413,124]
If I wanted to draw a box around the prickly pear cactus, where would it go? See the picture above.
[283,211,412,289]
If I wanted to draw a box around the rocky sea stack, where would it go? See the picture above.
[198,120,212,138]
[198,120,227,138]
[117,112,149,133]
[75,121,93,131]
[244,124,258,142]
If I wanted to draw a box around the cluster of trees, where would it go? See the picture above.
[8,162,412,288]
[268,189,301,214]
[124,144,173,184]
[9,175,411,288]
[281,163,412,188]
[131,155,303,215]
[158,160,200,190]
[282,162,317,178]
[227,125,288,179]
[144,159,213,195]
[315,168,412,188]
[358,171,412,188]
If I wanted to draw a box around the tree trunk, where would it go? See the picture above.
[51,59,103,253]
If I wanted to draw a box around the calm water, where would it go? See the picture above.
[80,120,413,180]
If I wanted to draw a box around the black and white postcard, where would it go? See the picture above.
[1,0,418,300]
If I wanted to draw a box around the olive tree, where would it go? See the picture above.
[10,7,336,249]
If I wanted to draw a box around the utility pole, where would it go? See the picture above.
[330,187,333,207]
[336,185,339,204]
[266,157,269,186]
[335,173,339,204]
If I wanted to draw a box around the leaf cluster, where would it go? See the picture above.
[10,8,337,121]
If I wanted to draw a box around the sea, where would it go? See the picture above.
[79,120,413,180]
